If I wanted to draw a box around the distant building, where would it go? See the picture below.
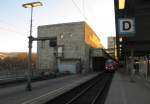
[37,21,105,73]
[107,36,116,58]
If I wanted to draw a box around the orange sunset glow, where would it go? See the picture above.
[85,23,103,48]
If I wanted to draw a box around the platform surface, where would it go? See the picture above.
[0,73,99,104]
[105,70,150,104]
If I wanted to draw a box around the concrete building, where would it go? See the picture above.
[37,21,103,74]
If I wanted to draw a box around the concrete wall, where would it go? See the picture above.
[92,49,103,57]
[58,59,81,74]
[139,57,148,78]
[37,22,92,73]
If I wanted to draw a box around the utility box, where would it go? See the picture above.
[58,59,81,74]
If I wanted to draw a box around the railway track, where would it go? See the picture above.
[45,72,114,104]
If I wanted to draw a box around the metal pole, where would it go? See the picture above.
[114,0,120,61]
[30,7,33,37]
[26,7,33,91]
[147,55,150,80]
[114,37,116,59]
[146,55,149,80]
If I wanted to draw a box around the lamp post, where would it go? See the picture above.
[22,1,42,91]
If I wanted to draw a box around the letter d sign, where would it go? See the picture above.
[118,18,135,36]
[123,21,131,30]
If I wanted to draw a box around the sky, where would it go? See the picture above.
[0,0,116,52]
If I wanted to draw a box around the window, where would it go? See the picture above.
[60,34,64,39]
[49,37,57,47]
[57,46,64,57]
[40,41,45,48]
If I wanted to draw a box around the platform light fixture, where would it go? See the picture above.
[119,0,125,10]
[22,2,43,8]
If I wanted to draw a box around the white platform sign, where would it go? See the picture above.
[118,18,135,36]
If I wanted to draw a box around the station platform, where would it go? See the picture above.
[0,73,99,104]
[105,69,150,104]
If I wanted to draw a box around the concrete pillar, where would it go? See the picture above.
[130,49,135,82]
[147,55,150,80]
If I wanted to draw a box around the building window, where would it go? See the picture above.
[60,34,64,39]
[70,33,72,37]
[57,46,64,58]
[49,37,57,47]
[40,41,45,48]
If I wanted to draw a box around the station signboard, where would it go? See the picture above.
[118,18,135,36]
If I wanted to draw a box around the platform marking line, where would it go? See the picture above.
[120,77,127,104]
[22,81,80,104]
[22,75,95,104]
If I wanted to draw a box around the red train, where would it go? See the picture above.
[105,59,118,72]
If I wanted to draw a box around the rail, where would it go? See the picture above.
[45,72,114,104]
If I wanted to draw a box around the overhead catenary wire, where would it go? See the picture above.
[0,19,27,37]
[0,26,26,37]
[71,0,97,29]
[71,0,97,21]
[0,19,26,31]
[71,0,96,34]
[71,0,87,21]
[0,19,38,37]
